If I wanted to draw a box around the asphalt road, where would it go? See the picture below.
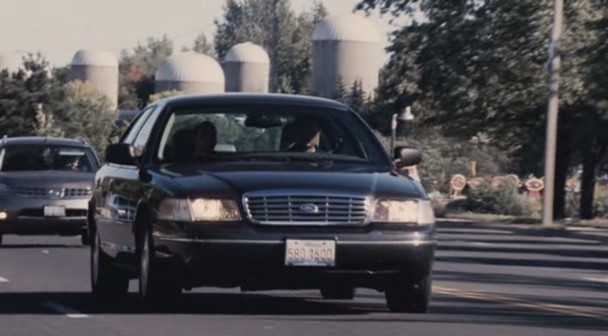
[1,221,607,336]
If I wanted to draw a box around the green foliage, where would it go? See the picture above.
[0,53,60,137]
[594,185,608,218]
[44,81,116,156]
[214,0,327,93]
[357,0,608,218]
[119,35,174,109]
[148,90,185,104]
[447,179,532,217]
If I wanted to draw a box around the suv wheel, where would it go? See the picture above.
[320,287,356,300]
[91,230,129,303]
[138,228,181,306]
[385,274,432,313]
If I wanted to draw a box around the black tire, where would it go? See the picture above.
[320,287,356,300]
[91,230,129,304]
[137,228,181,306]
[0,234,3,246]
[385,274,432,313]
[81,229,90,246]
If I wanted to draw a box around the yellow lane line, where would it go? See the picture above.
[434,286,608,321]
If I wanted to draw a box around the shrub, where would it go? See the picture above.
[594,186,608,218]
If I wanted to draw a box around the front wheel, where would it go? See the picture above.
[91,231,129,303]
[138,229,181,306]
[385,274,432,313]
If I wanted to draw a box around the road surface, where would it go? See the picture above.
[1,221,607,335]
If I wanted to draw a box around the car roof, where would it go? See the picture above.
[0,136,91,148]
[158,93,350,111]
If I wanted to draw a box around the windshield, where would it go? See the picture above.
[156,104,390,166]
[0,145,96,172]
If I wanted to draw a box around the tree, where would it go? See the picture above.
[118,35,174,109]
[42,81,116,155]
[192,32,215,57]
[357,0,608,219]
[0,53,59,137]
[214,0,327,93]
[148,90,185,104]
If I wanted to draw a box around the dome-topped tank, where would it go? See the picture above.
[69,49,119,109]
[223,42,270,93]
[312,14,382,99]
[155,52,225,94]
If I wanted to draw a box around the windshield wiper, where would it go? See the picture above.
[236,153,369,164]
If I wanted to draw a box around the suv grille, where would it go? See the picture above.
[244,192,369,225]
[11,187,92,199]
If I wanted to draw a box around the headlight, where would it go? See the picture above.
[158,198,242,222]
[0,183,10,196]
[373,199,435,225]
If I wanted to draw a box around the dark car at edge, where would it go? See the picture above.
[89,93,436,313]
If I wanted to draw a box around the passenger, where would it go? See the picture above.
[193,121,218,157]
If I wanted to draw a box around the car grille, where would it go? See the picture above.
[11,187,92,199]
[243,192,370,225]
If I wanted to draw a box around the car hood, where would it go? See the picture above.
[0,171,95,187]
[155,162,423,199]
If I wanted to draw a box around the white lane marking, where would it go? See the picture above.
[583,277,608,284]
[44,302,89,319]
[0,276,9,283]
[470,242,491,246]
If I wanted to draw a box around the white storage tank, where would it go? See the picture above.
[70,49,119,109]
[312,14,382,98]
[155,52,225,94]
[223,42,270,93]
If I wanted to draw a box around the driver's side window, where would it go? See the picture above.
[121,105,157,145]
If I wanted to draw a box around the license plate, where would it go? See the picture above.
[44,206,65,217]
[285,239,336,267]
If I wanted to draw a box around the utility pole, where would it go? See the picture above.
[270,0,280,92]
[542,0,564,227]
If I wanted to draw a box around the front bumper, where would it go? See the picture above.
[154,224,436,290]
[0,196,88,235]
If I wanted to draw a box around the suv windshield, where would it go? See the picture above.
[156,104,390,166]
[0,145,96,172]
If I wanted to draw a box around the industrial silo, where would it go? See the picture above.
[0,51,29,75]
[70,49,119,109]
[312,14,382,98]
[223,42,270,93]
[155,52,225,94]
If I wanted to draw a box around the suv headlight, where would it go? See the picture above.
[372,199,435,225]
[158,198,242,222]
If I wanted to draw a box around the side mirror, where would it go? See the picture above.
[394,146,422,167]
[106,143,137,166]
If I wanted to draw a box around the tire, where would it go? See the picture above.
[0,234,3,246]
[138,228,181,306]
[91,230,129,303]
[320,287,356,300]
[81,229,90,246]
[385,274,432,313]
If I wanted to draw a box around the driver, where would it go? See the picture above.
[193,121,218,157]
[287,119,322,153]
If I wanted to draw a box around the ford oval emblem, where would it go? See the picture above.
[299,203,319,213]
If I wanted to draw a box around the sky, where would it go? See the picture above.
[0,0,409,67]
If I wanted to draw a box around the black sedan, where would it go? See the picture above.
[89,93,436,313]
